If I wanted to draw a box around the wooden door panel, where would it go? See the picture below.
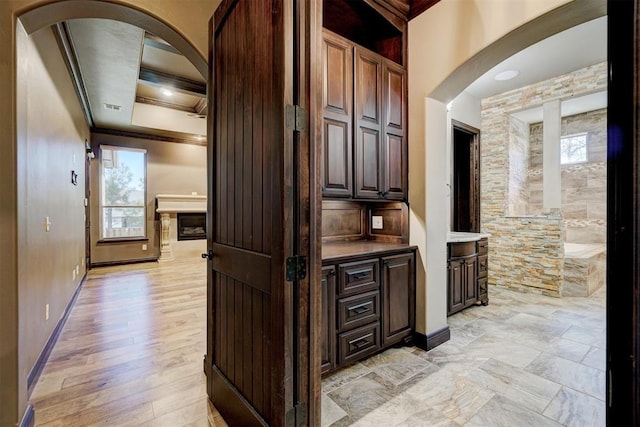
[355,128,381,197]
[323,34,352,114]
[209,0,294,425]
[355,50,382,124]
[322,31,353,198]
[321,266,336,374]
[323,118,352,196]
[382,61,406,200]
[384,134,405,198]
[464,258,478,307]
[382,253,414,346]
[383,62,405,134]
[448,259,464,315]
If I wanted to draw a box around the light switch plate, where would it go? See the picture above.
[372,215,383,229]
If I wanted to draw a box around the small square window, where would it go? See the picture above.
[560,133,588,165]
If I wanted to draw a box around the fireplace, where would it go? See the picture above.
[177,213,206,240]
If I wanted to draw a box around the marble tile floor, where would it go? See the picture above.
[322,284,606,427]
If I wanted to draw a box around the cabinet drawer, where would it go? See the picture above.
[337,290,380,332]
[478,254,488,278]
[338,322,380,366]
[338,259,379,296]
[477,238,489,255]
[449,241,476,258]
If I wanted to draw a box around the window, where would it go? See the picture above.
[100,145,146,239]
[560,133,588,165]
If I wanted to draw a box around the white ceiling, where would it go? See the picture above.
[65,18,206,141]
[62,15,607,141]
[465,16,607,101]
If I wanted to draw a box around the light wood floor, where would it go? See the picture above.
[31,258,228,427]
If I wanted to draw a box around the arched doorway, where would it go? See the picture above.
[13,2,210,425]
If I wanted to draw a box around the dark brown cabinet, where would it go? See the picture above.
[323,248,415,374]
[321,265,336,374]
[381,253,414,346]
[322,32,353,198]
[322,30,407,201]
[447,238,489,316]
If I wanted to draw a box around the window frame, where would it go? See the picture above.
[560,132,589,165]
[99,145,148,241]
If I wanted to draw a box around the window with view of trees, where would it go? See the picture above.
[100,146,146,239]
[560,133,588,165]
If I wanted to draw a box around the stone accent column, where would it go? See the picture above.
[543,99,561,212]
[158,212,174,262]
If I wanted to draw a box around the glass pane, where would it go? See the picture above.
[102,148,145,207]
[102,207,145,238]
[560,135,587,164]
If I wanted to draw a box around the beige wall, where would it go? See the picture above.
[0,0,607,424]
[90,133,206,264]
[408,0,605,337]
[16,22,90,417]
[1,1,219,424]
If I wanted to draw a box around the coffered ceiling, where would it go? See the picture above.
[56,18,207,144]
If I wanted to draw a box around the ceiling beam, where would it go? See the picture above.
[52,22,94,128]
[138,67,206,97]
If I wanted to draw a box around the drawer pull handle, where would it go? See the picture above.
[350,335,372,350]
[348,303,371,315]
[350,272,370,280]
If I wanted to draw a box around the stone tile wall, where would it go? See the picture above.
[485,214,564,297]
[529,109,607,243]
[508,116,530,215]
[480,62,607,295]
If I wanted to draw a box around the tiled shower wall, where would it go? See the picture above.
[481,62,607,295]
[528,109,607,243]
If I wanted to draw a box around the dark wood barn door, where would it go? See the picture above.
[205,0,319,425]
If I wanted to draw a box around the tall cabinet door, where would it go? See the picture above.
[322,32,353,198]
[382,61,407,200]
[354,47,383,199]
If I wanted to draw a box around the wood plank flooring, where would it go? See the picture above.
[31,258,228,427]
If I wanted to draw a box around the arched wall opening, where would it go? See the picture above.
[11,1,210,423]
[408,0,606,340]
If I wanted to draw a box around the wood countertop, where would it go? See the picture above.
[322,241,416,262]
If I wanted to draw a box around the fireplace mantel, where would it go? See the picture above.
[156,194,207,262]
[156,194,206,213]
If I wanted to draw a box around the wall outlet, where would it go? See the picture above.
[45,216,51,232]
[372,215,384,230]
[191,192,198,196]
[72,268,76,281]
[76,265,80,276]
[142,244,148,251]
[45,304,49,321]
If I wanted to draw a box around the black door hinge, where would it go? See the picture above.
[286,104,307,132]
[286,401,307,427]
[286,255,307,282]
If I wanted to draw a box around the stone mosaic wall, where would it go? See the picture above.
[480,62,607,295]
[485,215,564,297]
[529,109,607,243]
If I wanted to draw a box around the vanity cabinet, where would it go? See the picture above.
[447,238,489,316]
[322,30,407,201]
[322,247,415,374]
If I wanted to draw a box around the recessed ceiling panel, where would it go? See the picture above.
[131,102,206,135]
[67,19,144,129]
[141,42,205,83]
